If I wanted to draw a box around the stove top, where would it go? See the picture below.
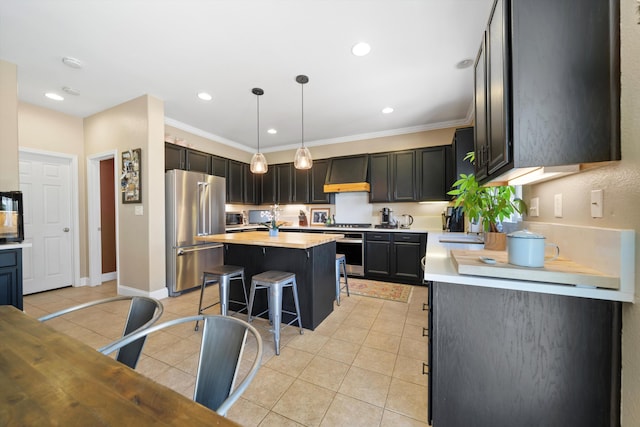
[374,224,399,229]
[327,223,372,228]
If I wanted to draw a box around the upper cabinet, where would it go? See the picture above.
[370,151,417,203]
[310,159,334,204]
[417,146,447,202]
[474,0,620,183]
[185,150,211,174]
[165,142,185,171]
[226,160,244,204]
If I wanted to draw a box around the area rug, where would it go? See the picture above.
[342,278,413,303]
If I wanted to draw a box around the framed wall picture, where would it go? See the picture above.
[310,208,329,225]
[121,148,142,203]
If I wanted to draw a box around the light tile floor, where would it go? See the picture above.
[24,280,430,427]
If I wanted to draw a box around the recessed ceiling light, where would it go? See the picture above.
[197,92,212,101]
[456,58,474,69]
[267,128,277,134]
[352,42,371,57]
[62,86,80,96]
[382,107,394,114]
[61,56,83,69]
[45,92,64,101]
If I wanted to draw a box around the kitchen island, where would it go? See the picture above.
[422,230,629,426]
[195,231,342,330]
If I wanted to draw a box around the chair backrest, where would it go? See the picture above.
[39,296,164,369]
[100,314,263,416]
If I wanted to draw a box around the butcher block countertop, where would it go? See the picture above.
[196,231,343,249]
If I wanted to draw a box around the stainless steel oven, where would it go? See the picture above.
[326,231,364,277]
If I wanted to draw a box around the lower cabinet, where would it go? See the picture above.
[429,281,621,426]
[365,232,426,285]
[0,248,23,310]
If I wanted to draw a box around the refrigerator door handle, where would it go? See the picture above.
[177,244,223,255]
[197,181,210,236]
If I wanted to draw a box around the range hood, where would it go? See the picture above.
[323,155,370,193]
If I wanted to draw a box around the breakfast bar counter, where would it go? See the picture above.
[196,230,343,249]
[196,231,339,330]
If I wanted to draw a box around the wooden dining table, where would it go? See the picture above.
[0,305,239,426]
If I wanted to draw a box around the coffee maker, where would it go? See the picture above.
[442,206,464,232]
[379,207,396,228]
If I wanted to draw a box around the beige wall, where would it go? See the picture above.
[0,60,19,190]
[165,125,457,165]
[18,102,87,276]
[84,95,166,294]
[523,1,640,423]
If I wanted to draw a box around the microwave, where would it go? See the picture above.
[225,212,244,226]
[0,191,24,243]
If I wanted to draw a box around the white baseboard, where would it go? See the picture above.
[102,271,117,282]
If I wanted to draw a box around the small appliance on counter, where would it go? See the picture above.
[298,210,308,226]
[225,212,244,227]
[0,191,24,243]
[376,207,397,229]
[442,206,464,232]
[397,214,414,229]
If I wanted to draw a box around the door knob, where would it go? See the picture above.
[63,227,70,232]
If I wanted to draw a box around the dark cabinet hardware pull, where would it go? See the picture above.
[422,363,429,375]
[423,327,429,337]
[423,303,429,311]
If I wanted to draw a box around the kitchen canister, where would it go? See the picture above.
[506,229,560,268]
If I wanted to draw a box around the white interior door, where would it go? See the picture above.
[19,152,74,294]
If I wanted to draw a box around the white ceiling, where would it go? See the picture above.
[0,0,493,153]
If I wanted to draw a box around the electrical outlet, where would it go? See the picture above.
[554,194,563,218]
[529,197,539,217]
[591,189,604,218]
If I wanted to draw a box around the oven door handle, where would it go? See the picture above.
[338,238,363,244]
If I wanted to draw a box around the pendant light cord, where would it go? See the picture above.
[301,82,304,148]
[256,93,260,152]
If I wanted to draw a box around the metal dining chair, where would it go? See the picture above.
[38,295,163,369]
[100,314,263,416]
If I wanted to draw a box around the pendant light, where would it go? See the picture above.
[249,88,268,174]
[294,75,313,170]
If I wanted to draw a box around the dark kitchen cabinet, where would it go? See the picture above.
[293,167,309,203]
[226,160,243,203]
[393,151,417,201]
[430,281,621,426]
[364,232,391,276]
[276,164,293,204]
[417,146,447,201]
[474,0,620,183]
[185,149,211,174]
[310,159,334,204]
[211,156,227,178]
[365,232,426,285]
[446,127,475,193]
[260,167,276,205]
[0,248,23,311]
[165,142,185,170]
[369,153,392,202]
[369,151,417,203]
[242,164,257,205]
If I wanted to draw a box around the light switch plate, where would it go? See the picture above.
[529,197,539,217]
[554,194,563,218]
[135,205,144,216]
[591,189,603,218]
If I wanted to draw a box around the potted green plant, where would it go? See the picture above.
[447,152,527,250]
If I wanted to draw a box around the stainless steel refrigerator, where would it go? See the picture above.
[166,169,225,296]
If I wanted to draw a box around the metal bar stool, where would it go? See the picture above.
[247,270,304,355]
[335,254,350,306]
[195,265,248,331]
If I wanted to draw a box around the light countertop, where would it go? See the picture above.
[196,231,344,249]
[225,224,431,234]
[423,230,635,303]
[0,242,32,250]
